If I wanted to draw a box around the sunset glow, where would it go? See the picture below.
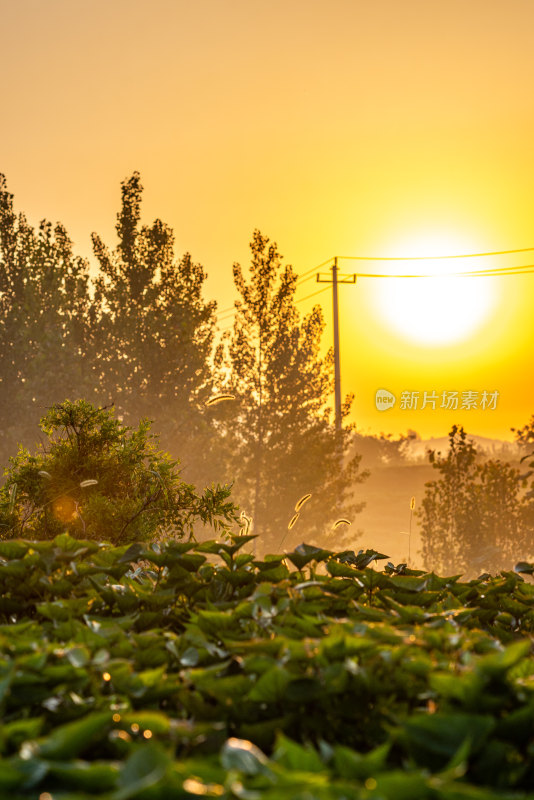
[370,234,498,346]
[2,0,534,441]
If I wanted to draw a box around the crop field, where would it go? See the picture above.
[1,534,534,798]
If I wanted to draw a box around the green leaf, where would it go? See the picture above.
[196,610,235,635]
[248,665,291,703]
[0,542,28,560]
[336,549,389,569]
[53,532,87,552]
[65,646,90,668]
[400,713,495,771]
[115,743,170,798]
[121,711,171,736]
[257,562,289,582]
[0,756,48,790]
[37,599,89,622]
[196,540,224,555]
[257,555,286,567]
[180,647,200,667]
[514,561,534,575]
[219,534,258,555]
[477,640,531,677]
[0,663,14,703]
[286,543,332,570]
[285,677,322,702]
[220,737,270,775]
[272,734,324,773]
[374,770,431,799]
[173,553,207,572]
[235,553,255,568]
[326,560,363,579]
[48,760,119,791]
[0,717,43,752]
[0,559,29,579]
[387,574,429,592]
[333,742,390,780]
[0,759,29,790]
[35,711,113,760]
[118,543,144,563]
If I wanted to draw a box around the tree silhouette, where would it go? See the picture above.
[91,173,218,485]
[0,174,92,467]
[215,230,368,551]
[420,425,530,575]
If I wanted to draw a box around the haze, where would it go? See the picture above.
[2,0,534,440]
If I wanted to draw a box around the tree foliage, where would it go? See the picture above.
[0,176,369,550]
[0,174,92,464]
[214,230,368,550]
[419,425,531,575]
[0,400,237,543]
[512,414,534,531]
[90,172,218,485]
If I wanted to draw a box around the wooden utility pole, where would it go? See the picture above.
[316,258,356,433]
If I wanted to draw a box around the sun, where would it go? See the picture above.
[369,232,498,346]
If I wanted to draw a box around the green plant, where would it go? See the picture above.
[0,532,533,796]
[0,399,237,543]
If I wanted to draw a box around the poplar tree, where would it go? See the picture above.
[215,230,368,551]
[91,173,218,485]
[0,174,91,467]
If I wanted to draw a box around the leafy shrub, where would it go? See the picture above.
[0,399,237,543]
[0,534,533,796]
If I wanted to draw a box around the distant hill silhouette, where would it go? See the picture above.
[402,434,521,462]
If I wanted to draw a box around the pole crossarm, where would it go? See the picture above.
[316,273,357,284]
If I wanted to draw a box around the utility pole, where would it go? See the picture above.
[316,258,356,433]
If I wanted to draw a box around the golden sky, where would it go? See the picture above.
[2,0,534,440]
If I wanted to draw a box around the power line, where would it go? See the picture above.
[216,261,534,326]
[214,249,534,322]
[311,253,534,432]
[346,263,534,279]
[338,245,534,261]
[297,285,331,303]
[295,273,317,287]
[216,285,331,331]
[214,247,534,434]
[214,263,331,320]
[294,256,337,278]
[215,309,237,322]
[215,304,236,316]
